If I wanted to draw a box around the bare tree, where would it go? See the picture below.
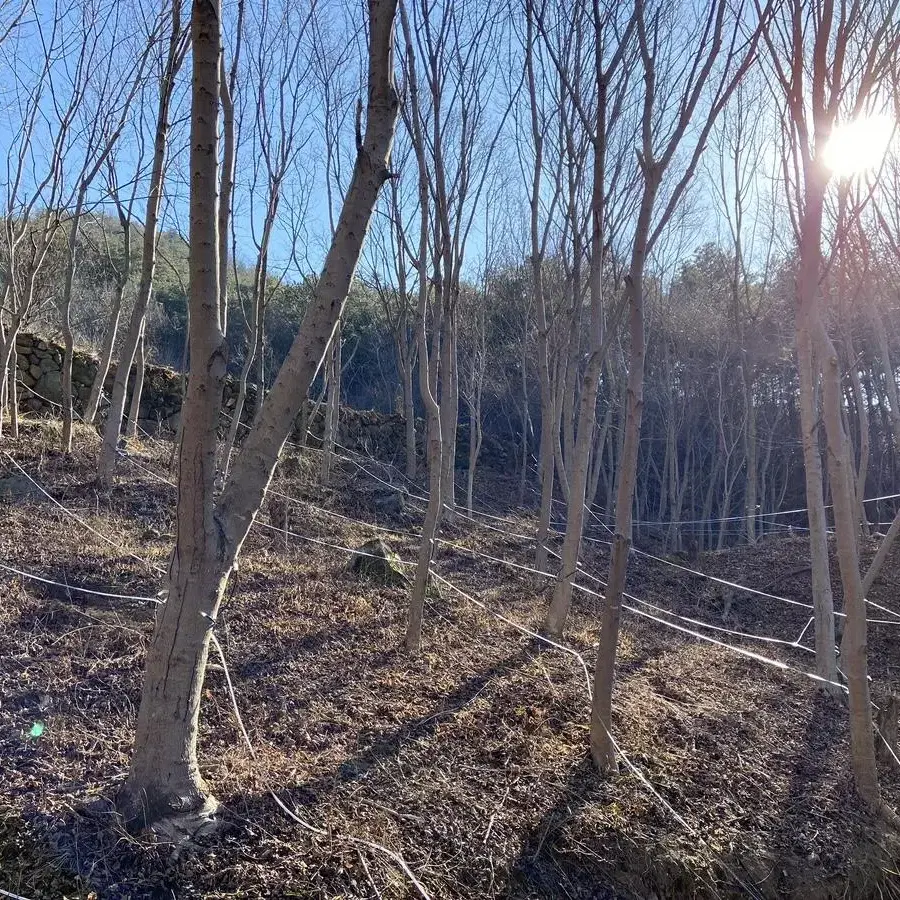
[402,0,510,650]
[220,0,315,478]
[759,0,900,811]
[0,0,90,437]
[591,0,770,771]
[523,0,566,572]
[542,0,633,637]
[399,0,442,653]
[57,3,155,452]
[84,154,141,424]
[98,0,187,487]
[118,0,400,830]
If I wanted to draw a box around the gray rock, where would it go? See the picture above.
[346,538,409,587]
[373,488,405,517]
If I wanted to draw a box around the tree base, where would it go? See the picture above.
[149,796,222,853]
[590,738,619,774]
[117,791,222,856]
[117,780,221,843]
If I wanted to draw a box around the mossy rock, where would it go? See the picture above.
[347,537,409,587]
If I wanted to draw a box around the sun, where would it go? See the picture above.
[822,114,895,178]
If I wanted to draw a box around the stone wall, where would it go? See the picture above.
[12,333,411,460]
[15,332,183,433]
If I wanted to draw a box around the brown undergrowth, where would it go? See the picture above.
[1,420,899,899]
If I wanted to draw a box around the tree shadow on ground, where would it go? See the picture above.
[762,690,849,895]
[270,642,535,804]
[499,755,621,900]
[29,644,537,900]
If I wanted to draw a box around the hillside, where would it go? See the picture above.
[1,421,899,899]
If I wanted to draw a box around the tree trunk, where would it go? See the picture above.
[60,197,86,454]
[408,402,442,652]
[118,0,227,828]
[518,336,531,506]
[544,351,603,635]
[465,355,484,515]
[438,304,458,520]
[544,57,608,635]
[796,312,840,695]
[125,327,146,439]
[743,368,758,544]
[845,330,870,536]
[403,345,416,479]
[401,0,442,652]
[98,3,182,487]
[85,280,127,423]
[0,313,24,440]
[591,264,646,771]
[221,280,261,477]
[816,319,881,809]
[119,0,400,827]
[60,298,76,452]
[320,322,341,484]
[7,343,17,439]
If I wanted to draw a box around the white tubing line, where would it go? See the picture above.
[0,560,160,603]
[4,452,165,575]
[0,888,37,900]
[431,571,764,900]
[620,602,848,695]
[120,453,867,667]
[204,618,431,899]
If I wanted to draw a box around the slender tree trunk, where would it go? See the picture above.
[816,318,881,809]
[0,312,25,440]
[868,302,900,453]
[221,282,261,477]
[403,345,416,479]
[98,3,182,487]
[465,356,484,515]
[743,368,758,544]
[7,344,17,439]
[438,305,458,520]
[797,309,839,695]
[845,331,870,535]
[700,450,722,552]
[591,160,654,769]
[535,383,556,571]
[321,324,341,484]
[86,280,127,423]
[519,337,531,506]
[587,395,612,510]
[60,198,87,454]
[125,328,146,439]
[545,53,609,635]
[591,263,646,771]
[60,297,76,452]
[408,395,442,651]
[544,351,603,635]
[401,0,443,651]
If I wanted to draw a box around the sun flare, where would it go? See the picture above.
[822,114,895,177]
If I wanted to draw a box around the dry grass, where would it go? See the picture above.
[1,418,900,899]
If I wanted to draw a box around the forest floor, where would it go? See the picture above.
[2,419,900,899]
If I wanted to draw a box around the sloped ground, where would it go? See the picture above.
[1,420,900,899]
